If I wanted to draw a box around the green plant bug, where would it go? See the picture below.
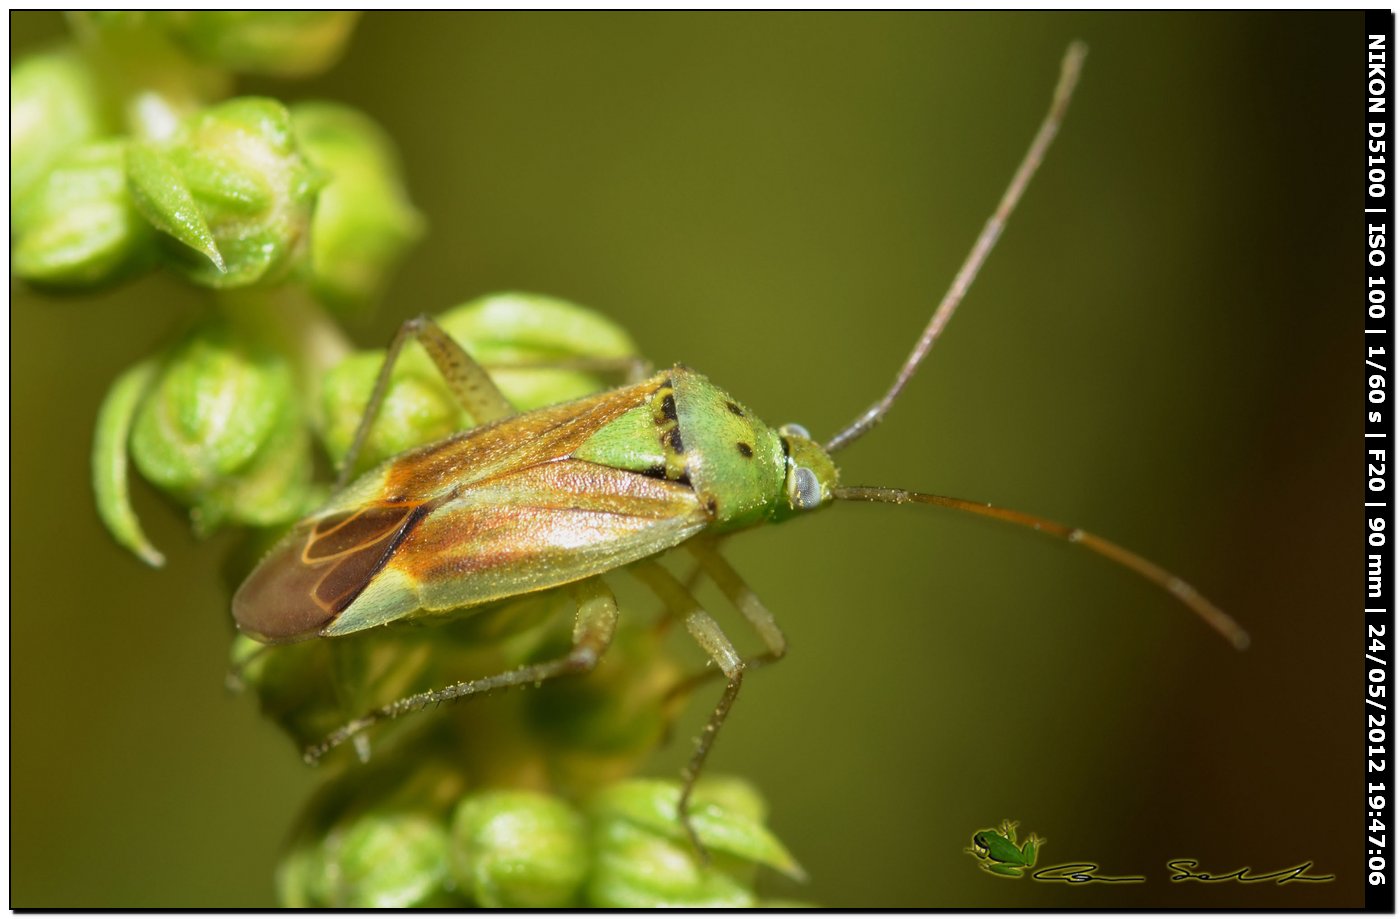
[233,42,1248,851]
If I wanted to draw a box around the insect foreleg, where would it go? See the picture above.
[337,314,516,489]
[632,560,746,857]
[303,576,619,764]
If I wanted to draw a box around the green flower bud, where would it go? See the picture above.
[681,774,769,825]
[292,102,423,311]
[326,810,452,908]
[10,49,105,211]
[125,144,221,267]
[277,730,474,907]
[128,97,321,288]
[134,325,289,480]
[587,808,754,907]
[450,790,589,908]
[588,778,803,883]
[198,400,314,529]
[439,293,641,410]
[164,12,360,78]
[129,321,313,534]
[279,807,454,908]
[320,349,468,473]
[12,139,157,288]
[320,295,640,471]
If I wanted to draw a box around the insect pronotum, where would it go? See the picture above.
[233,42,1248,851]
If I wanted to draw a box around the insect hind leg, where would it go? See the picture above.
[303,576,619,764]
[338,314,516,489]
[689,541,786,660]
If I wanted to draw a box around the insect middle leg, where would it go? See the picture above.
[660,543,787,709]
[632,559,749,855]
[304,576,619,764]
[690,541,786,662]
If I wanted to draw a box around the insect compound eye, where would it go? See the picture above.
[778,422,811,439]
[788,465,823,511]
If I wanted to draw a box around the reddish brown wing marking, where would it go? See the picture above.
[385,459,709,613]
[232,502,431,643]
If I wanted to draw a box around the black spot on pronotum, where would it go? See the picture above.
[725,401,745,417]
[666,426,685,454]
[705,496,719,514]
[736,441,753,458]
[660,393,678,421]
[641,464,668,480]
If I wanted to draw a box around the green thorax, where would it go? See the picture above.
[573,367,790,532]
[672,368,787,530]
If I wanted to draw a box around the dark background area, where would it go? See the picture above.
[12,11,1359,907]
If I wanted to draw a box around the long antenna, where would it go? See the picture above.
[834,485,1250,650]
[825,41,1088,453]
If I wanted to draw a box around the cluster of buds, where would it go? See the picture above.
[20,13,425,546]
[8,11,416,553]
[13,13,416,297]
[277,748,806,909]
[94,293,646,564]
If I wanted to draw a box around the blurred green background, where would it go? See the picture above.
[12,11,1359,907]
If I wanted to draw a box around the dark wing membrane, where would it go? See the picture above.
[303,505,417,561]
[232,502,430,643]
